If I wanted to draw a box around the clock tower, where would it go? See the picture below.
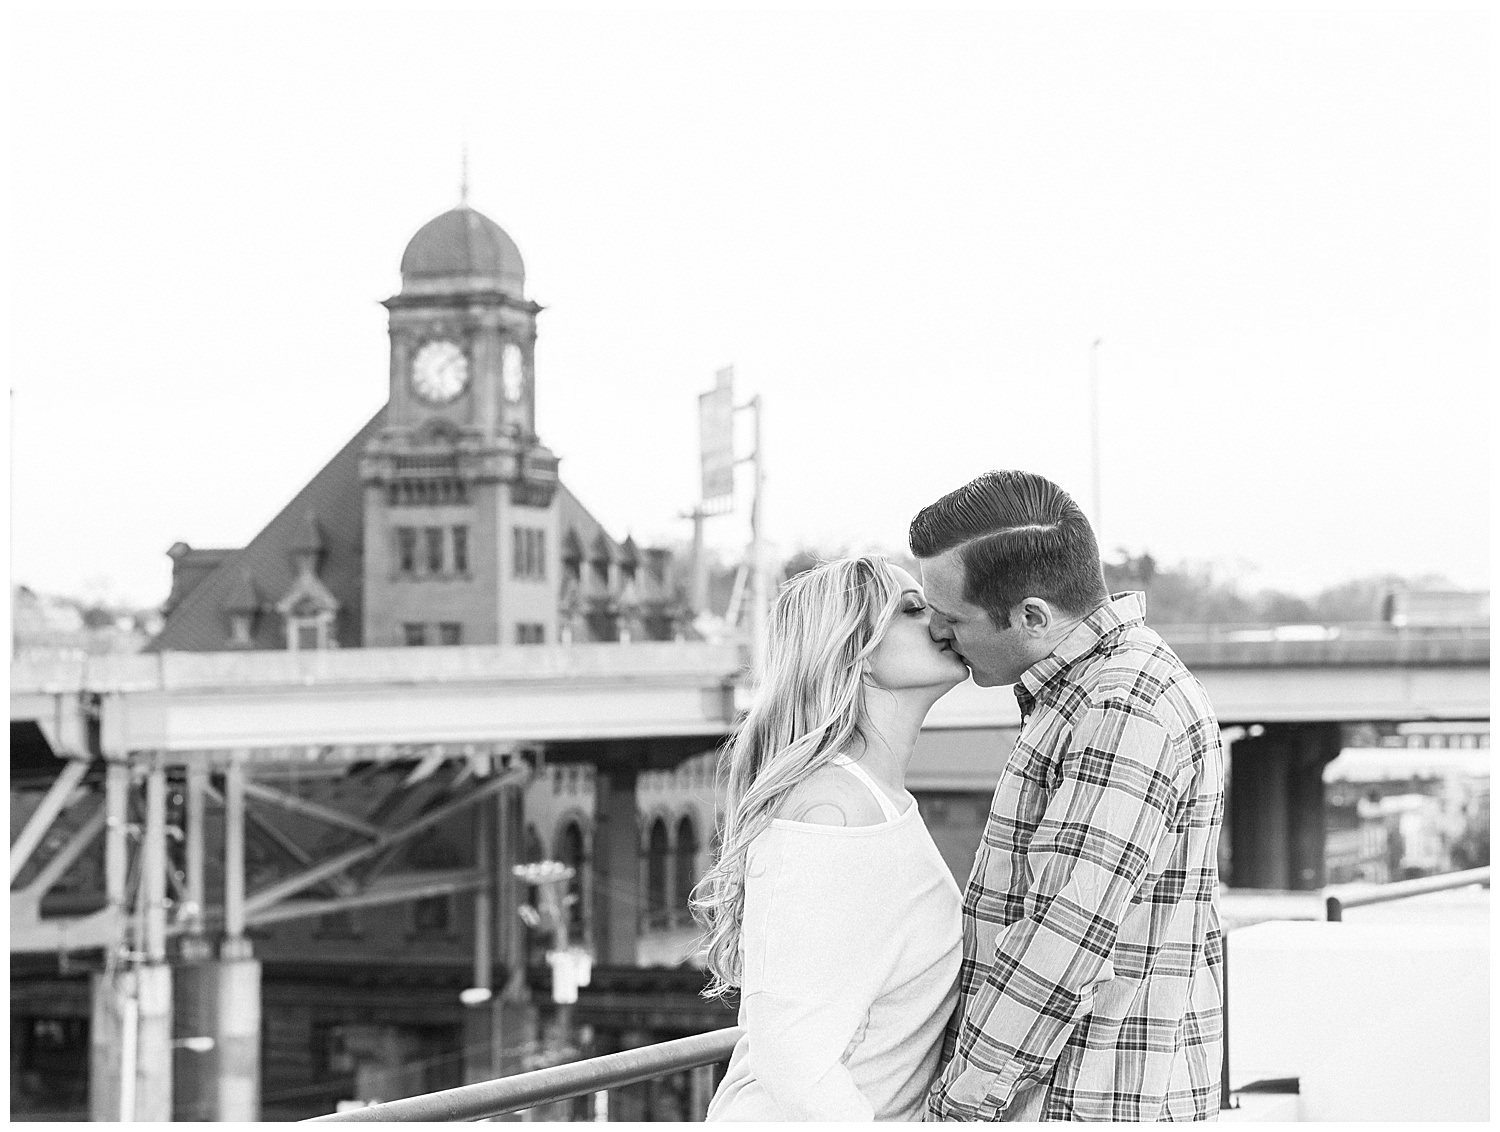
[360,203,562,646]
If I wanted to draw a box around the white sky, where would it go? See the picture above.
[6,5,1490,608]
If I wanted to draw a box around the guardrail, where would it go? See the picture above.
[1324,866,1490,921]
[307,1026,742,1122]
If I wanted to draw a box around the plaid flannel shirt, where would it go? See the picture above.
[927,592,1224,1122]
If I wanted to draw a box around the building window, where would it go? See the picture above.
[403,622,427,647]
[397,527,418,574]
[412,894,452,937]
[516,622,545,645]
[315,909,361,939]
[451,525,469,574]
[557,821,587,939]
[424,527,444,574]
[438,622,462,646]
[290,620,327,651]
[645,818,670,930]
[674,815,699,920]
[228,613,254,646]
[513,527,546,580]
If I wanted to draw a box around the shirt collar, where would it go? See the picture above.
[1013,591,1147,717]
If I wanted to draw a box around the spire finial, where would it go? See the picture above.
[460,143,469,206]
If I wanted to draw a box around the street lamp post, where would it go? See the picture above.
[1089,338,1103,539]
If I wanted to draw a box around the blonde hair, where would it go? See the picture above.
[690,553,906,999]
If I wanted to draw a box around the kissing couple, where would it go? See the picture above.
[695,469,1226,1122]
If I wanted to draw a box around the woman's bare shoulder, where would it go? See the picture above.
[774,764,886,827]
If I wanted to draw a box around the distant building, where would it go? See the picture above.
[11,585,159,662]
[151,202,687,655]
[1382,589,1489,628]
[11,201,723,1122]
[1323,750,1488,884]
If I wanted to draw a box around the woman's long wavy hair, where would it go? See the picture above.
[690,553,907,1000]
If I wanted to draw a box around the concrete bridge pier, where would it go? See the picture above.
[1229,723,1343,890]
[174,945,262,1120]
[89,962,174,1121]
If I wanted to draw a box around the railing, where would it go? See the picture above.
[1159,621,1489,644]
[1324,865,1490,921]
[312,870,1491,1121]
[307,1026,742,1122]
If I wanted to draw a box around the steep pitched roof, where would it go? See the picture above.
[149,409,386,652]
[557,484,620,564]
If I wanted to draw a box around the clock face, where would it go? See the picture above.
[411,339,470,404]
[501,343,525,403]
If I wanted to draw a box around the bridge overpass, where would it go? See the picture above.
[8,625,1487,1119]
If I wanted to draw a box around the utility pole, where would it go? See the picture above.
[1089,338,1103,539]
[742,394,766,676]
[691,366,767,669]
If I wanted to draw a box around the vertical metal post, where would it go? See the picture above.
[1326,895,1343,921]
[746,395,767,677]
[143,760,168,963]
[119,978,139,1122]
[1219,932,1232,1110]
[689,507,708,618]
[185,761,208,946]
[1089,338,1103,539]
[224,757,247,946]
[105,759,130,914]
[475,801,494,995]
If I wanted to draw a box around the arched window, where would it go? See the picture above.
[556,820,587,940]
[646,818,670,930]
[674,815,699,921]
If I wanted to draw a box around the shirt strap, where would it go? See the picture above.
[828,754,905,822]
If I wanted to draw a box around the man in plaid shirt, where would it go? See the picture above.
[911,470,1224,1121]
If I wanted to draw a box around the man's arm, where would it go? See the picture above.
[927,699,1183,1121]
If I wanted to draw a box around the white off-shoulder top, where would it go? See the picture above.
[707,756,962,1122]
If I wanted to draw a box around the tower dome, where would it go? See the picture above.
[399,205,525,297]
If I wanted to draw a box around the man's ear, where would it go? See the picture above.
[1019,598,1052,635]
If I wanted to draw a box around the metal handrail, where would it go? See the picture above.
[1324,866,1490,921]
[307,1025,742,1122]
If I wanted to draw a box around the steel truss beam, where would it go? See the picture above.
[245,868,483,927]
[244,765,528,917]
[240,780,382,839]
[204,781,359,897]
[10,757,92,882]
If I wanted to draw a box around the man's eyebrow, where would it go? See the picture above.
[925,596,958,617]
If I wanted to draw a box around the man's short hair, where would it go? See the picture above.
[908,470,1108,628]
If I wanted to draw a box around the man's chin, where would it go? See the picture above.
[967,668,1011,689]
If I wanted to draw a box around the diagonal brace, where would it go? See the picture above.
[205,783,358,897]
[17,801,107,901]
[241,781,382,840]
[11,758,92,883]
[246,869,483,928]
[245,766,527,917]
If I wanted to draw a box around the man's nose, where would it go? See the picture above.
[927,617,953,642]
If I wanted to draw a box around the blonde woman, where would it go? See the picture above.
[694,554,968,1122]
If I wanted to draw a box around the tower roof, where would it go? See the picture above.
[399,205,525,297]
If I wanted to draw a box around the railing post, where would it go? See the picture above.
[1326,894,1343,921]
[1220,931,1233,1111]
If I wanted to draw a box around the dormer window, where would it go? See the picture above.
[288,614,333,651]
[229,613,254,646]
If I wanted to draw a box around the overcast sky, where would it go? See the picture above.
[7,5,1490,608]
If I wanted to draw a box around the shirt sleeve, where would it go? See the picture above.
[741,830,893,1121]
[927,699,1184,1121]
